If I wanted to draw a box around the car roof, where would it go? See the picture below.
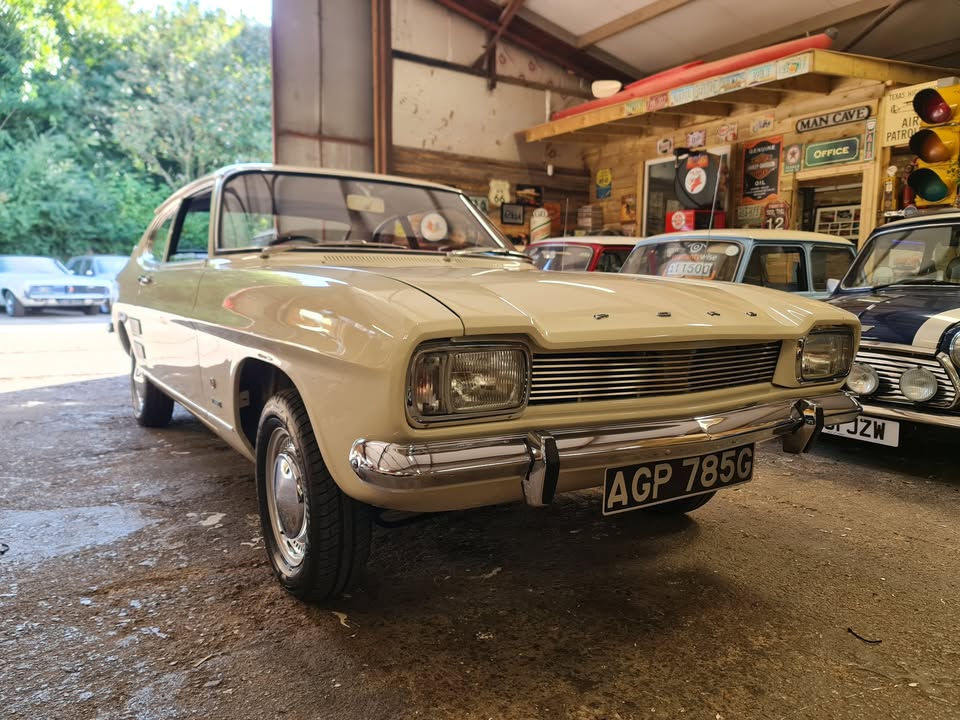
[636,228,853,245]
[527,236,637,247]
[872,209,960,232]
[158,163,460,213]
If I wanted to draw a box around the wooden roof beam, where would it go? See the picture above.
[576,0,697,49]
[764,75,834,94]
[471,0,526,70]
[720,88,783,106]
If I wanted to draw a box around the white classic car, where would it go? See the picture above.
[113,164,861,602]
[1,255,112,317]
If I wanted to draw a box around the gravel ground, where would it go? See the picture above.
[1,313,958,720]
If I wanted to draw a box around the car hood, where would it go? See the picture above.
[0,271,109,289]
[829,287,960,351]
[350,264,855,348]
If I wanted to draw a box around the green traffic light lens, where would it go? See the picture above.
[914,89,953,124]
[908,168,950,202]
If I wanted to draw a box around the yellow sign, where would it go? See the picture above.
[881,80,938,148]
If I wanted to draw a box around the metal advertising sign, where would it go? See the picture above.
[880,80,938,147]
[795,105,870,133]
[742,137,783,203]
[803,137,861,168]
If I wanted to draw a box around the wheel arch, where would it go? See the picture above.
[235,357,297,451]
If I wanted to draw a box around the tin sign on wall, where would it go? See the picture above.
[803,137,861,168]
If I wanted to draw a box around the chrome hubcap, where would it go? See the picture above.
[266,428,307,567]
[4,295,13,315]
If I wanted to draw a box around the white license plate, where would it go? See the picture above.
[822,416,900,447]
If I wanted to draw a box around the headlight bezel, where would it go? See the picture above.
[406,341,530,426]
[796,325,855,383]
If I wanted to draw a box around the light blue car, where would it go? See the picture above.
[620,229,856,300]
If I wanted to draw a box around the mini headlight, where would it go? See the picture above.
[899,367,938,402]
[798,329,854,381]
[845,363,879,395]
[408,345,528,422]
[950,333,960,367]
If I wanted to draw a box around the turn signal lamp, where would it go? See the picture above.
[907,84,960,208]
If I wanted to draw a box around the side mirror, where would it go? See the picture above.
[826,278,840,294]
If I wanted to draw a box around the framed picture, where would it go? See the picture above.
[501,203,525,225]
[515,184,543,206]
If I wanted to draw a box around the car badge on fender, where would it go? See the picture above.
[594,313,609,320]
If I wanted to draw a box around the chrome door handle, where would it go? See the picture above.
[138,275,153,286]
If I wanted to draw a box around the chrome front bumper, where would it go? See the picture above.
[349,393,861,507]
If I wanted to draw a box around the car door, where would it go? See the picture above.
[132,188,211,404]
[741,243,810,296]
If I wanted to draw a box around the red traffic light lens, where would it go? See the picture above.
[913,88,954,124]
[907,168,950,202]
[909,129,954,162]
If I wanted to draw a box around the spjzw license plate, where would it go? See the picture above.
[822,416,900,447]
[602,444,754,516]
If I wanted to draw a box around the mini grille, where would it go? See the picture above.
[529,341,781,404]
[856,349,957,408]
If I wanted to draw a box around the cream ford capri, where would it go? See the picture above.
[113,164,861,602]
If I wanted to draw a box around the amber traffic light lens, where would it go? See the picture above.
[907,168,950,202]
[913,88,954,124]
[909,129,954,163]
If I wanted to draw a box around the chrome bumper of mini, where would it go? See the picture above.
[857,402,960,430]
[349,393,861,507]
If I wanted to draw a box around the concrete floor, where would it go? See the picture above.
[1,313,958,720]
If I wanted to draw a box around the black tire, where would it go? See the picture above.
[130,353,174,427]
[83,305,99,315]
[256,389,371,602]
[644,491,716,514]
[3,291,25,317]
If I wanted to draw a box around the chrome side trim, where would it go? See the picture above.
[349,393,861,500]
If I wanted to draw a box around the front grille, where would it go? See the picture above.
[529,341,781,405]
[857,349,957,408]
[69,285,107,294]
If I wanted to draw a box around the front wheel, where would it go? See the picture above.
[3,291,25,317]
[130,353,174,427]
[644,491,716,514]
[256,389,371,602]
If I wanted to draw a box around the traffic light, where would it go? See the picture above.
[907,84,960,208]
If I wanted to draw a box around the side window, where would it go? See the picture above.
[742,246,808,292]
[169,192,211,262]
[811,246,855,291]
[143,214,175,265]
[596,249,628,273]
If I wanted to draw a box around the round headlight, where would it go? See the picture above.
[950,333,960,367]
[900,367,938,402]
[845,363,879,395]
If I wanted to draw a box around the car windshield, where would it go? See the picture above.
[0,256,68,274]
[620,239,742,281]
[842,223,960,289]
[526,244,595,271]
[218,170,512,253]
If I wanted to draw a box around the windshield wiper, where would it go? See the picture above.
[260,240,408,257]
[447,247,530,260]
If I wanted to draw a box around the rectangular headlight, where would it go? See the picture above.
[409,344,528,422]
[798,328,854,381]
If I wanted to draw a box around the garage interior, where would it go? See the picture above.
[3,1,960,719]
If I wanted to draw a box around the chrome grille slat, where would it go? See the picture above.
[530,342,780,405]
[855,348,956,408]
